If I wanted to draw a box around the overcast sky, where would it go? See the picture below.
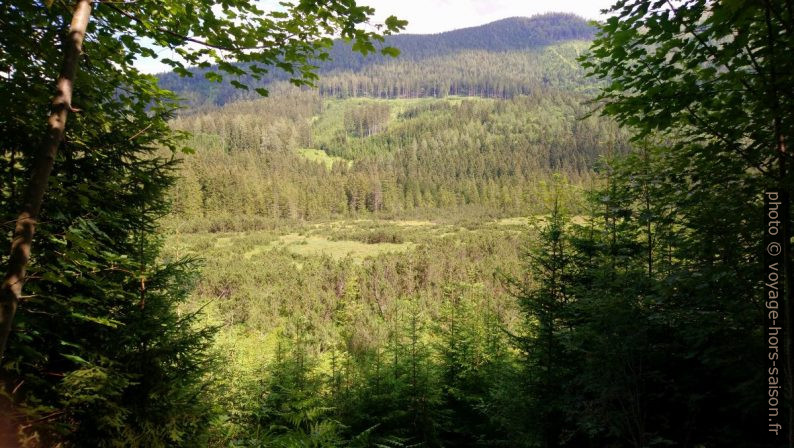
[135,0,615,74]
[361,0,613,34]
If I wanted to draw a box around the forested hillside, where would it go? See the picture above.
[166,91,622,230]
[161,14,614,229]
[152,18,628,441]
[158,14,596,106]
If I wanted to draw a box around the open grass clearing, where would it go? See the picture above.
[244,232,414,262]
[296,148,352,169]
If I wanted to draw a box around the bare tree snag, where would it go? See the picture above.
[0,0,93,361]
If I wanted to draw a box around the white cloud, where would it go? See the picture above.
[134,0,615,73]
[360,0,614,35]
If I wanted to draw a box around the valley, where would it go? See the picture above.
[156,17,607,442]
[2,4,777,446]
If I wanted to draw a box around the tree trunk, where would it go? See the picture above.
[0,0,93,362]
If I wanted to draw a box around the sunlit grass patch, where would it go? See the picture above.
[495,215,588,227]
[296,148,351,170]
[495,216,530,226]
[392,219,434,227]
[245,233,414,262]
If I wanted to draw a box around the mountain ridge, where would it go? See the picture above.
[327,13,594,65]
[158,13,595,106]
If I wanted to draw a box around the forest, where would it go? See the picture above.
[1,1,792,448]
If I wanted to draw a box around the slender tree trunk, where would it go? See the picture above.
[642,147,653,278]
[0,0,93,362]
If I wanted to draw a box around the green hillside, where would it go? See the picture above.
[158,14,596,106]
[166,91,621,230]
[3,3,780,447]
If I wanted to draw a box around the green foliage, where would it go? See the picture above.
[511,178,575,447]
[513,147,766,446]
[250,324,346,447]
[164,93,622,231]
[7,1,783,446]
[160,218,530,446]
[580,0,793,177]
[159,14,595,106]
[577,2,793,444]
[2,1,406,446]
[435,284,516,446]
[1,4,218,444]
[0,89,216,446]
[92,0,405,94]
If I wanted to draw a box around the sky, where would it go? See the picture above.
[360,0,613,35]
[135,0,615,74]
